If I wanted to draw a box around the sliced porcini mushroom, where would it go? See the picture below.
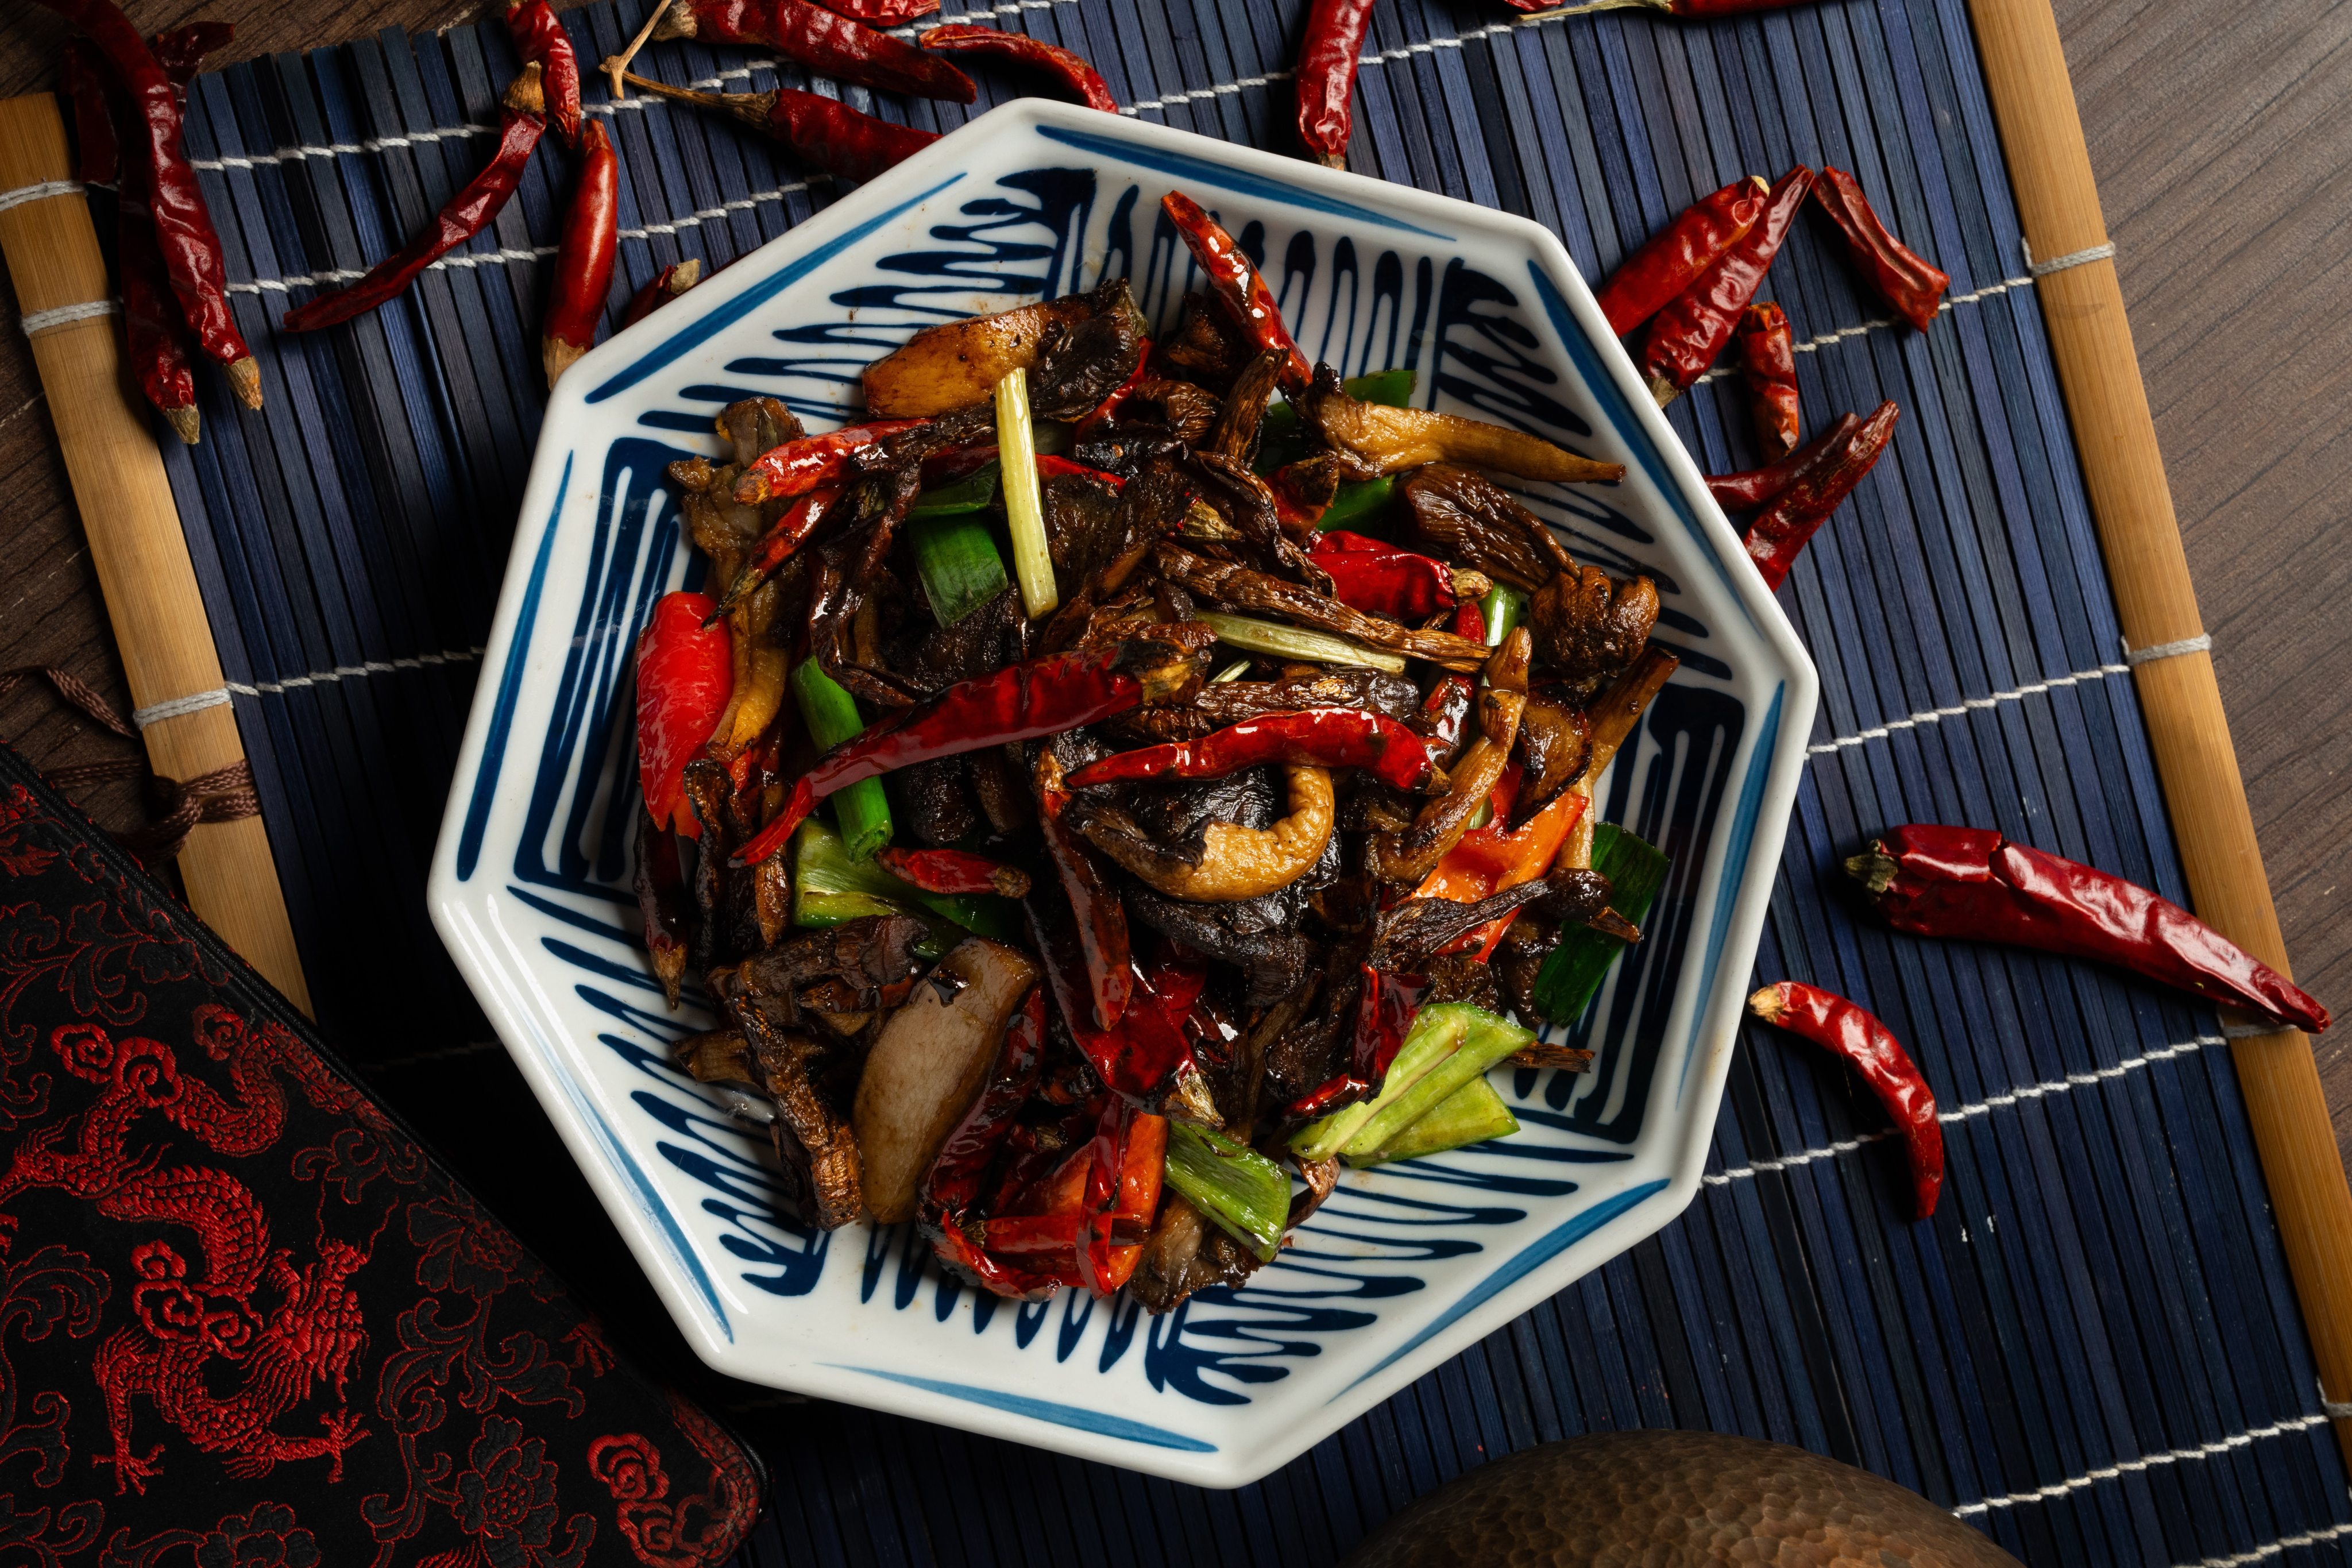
[1403,463,1574,592]
[862,296,1102,418]
[1076,764,1336,902]
[719,979,863,1230]
[671,1028,755,1086]
[1529,565,1662,688]
[854,939,1041,1225]
[1297,365,1628,485]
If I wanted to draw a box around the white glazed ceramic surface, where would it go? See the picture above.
[428,99,1817,1488]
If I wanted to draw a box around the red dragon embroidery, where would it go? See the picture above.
[0,1007,377,1495]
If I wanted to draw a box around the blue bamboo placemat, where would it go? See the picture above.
[135,0,2352,1559]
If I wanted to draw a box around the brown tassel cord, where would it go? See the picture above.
[1,664,260,861]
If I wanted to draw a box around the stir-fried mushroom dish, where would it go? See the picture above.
[634,190,1683,1311]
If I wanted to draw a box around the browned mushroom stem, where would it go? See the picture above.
[1075,765,1336,902]
[1403,463,1576,592]
[1366,628,1532,884]
[1155,543,1490,673]
[1295,364,1628,484]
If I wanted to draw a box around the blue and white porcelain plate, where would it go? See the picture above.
[427,99,1817,1488]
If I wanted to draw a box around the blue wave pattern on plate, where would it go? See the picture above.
[476,152,1755,1412]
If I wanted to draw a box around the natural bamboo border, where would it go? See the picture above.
[1967,0,2352,1461]
[0,93,311,1015]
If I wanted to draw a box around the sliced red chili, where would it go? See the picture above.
[1350,964,1431,1089]
[1593,175,1767,337]
[1064,708,1439,795]
[505,0,583,144]
[1640,166,1813,401]
[543,116,619,388]
[1736,302,1800,459]
[1743,400,1897,590]
[1295,0,1377,169]
[648,0,975,102]
[1749,981,1941,1219]
[732,420,925,505]
[33,0,260,405]
[918,24,1115,112]
[921,983,1045,1222]
[636,592,734,837]
[1706,411,1860,512]
[1161,192,1312,393]
[1849,824,2329,1033]
[1812,166,1949,333]
[1309,530,1460,621]
[282,98,544,332]
[1037,749,1133,1032]
[1075,342,1154,435]
[709,484,845,621]
[874,846,1032,898]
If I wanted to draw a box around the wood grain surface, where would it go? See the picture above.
[0,0,2346,1161]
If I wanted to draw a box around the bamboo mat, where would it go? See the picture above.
[115,0,2352,1559]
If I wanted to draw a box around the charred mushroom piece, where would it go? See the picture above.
[1126,882,1322,1010]
[1366,629,1532,885]
[1513,692,1592,829]
[1368,880,1551,971]
[1155,291,1250,390]
[1203,349,1285,463]
[895,756,983,845]
[1181,451,1333,592]
[1073,764,1335,903]
[635,808,692,1010]
[1402,464,1574,592]
[720,396,804,468]
[1422,949,1501,1011]
[862,289,1107,418]
[671,1028,755,1086]
[1156,543,1490,674]
[1118,377,1221,444]
[810,468,930,708]
[683,760,762,971]
[1027,303,1150,422]
[719,984,864,1230]
[1530,565,1662,688]
[727,914,930,1030]
[1129,1194,1260,1314]
[1297,365,1627,485]
[1113,664,1423,742]
[1041,468,1130,582]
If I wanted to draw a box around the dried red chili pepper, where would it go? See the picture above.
[1077,959,1218,1122]
[542,117,619,387]
[282,78,546,333]
[1310,530,1461,621]
[1075,339,1153,435]
[823,0,940,21]
[32,0,261,407]
[1849,824,2331,1033]
[1749,981,1941,1219]
[636,591,733,837]
[1295,0,1376,169]
[918,24,1116,113]
[1593,175,1767,337]
[730,639,1201,867]
[1419,675,1475,758]
[732,420,926,505]
[1352,965,1430,1089]
[505,0,582,144]
[1065,708,1439,795]
[1743,399,1896,589]
[645,1,975,102]
[922,987,1066,1299]
[874,845,1032,898]
[615,72,941,183]
[1161,192,1312,393]
[1037,748,1133,1032]
[1640,166,1813,403]
[620,258,703,329]
[146,21,232,94]
[1507,0,1811,14]
[1706,411,1859,512]
[1736,302,1800,459]
[64,44,199,445]
[1035,454,1125,490]
[708,484,844,621]
[1812,166,1948,333]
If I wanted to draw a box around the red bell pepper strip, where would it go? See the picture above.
[875,846,1033,898]
[620,259,704,329]
[710,484,845,621]
[732,420,925,504]
[1849,825,2330,1033]
[1592,175,1768,337]
[1308,531,1460,621]
[1640,167,1813,401]
[1064,708,1439,795]
[542,116,619,388]
[615,74,944,183]
[648,0,975,102]
[1295,0,1376,169]
[1161,192,1312,394]
[636,592,733,837]
[1413,783,1588,960]
[505,0,583,144]
[32,0,260,405]
[1706,411,1861,512]
[283,96,544,332]
[1736,302,1800,460]
[1749,981,1942,1219]
[917,24,1117,113]
[1743,400,1898,590]
[1811,166,1949,333]
[1037,750,1133,1032]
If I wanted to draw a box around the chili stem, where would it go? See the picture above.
[604,0,673,99]
[997,368,1057,619]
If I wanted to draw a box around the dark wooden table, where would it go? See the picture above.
[3,0,2349,1164]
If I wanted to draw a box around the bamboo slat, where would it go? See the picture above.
[0,93,311,1015]
[1967,0,2352,1461]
